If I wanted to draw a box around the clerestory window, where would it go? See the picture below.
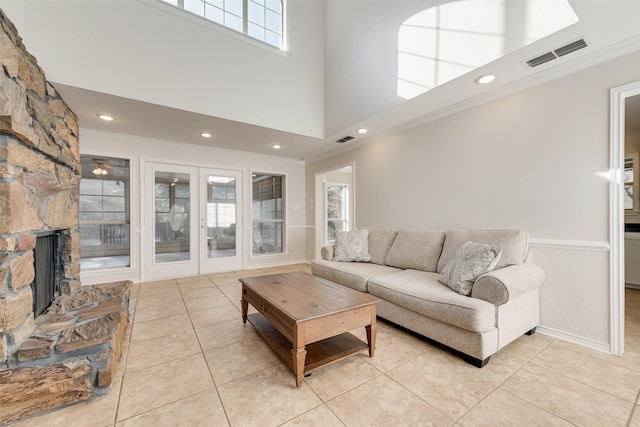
[161,0,284,49]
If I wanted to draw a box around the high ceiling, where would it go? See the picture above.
[45,1,640,162]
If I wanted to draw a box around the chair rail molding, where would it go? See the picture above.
[528,238,609,252]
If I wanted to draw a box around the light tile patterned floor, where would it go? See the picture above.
[10,264,640,426]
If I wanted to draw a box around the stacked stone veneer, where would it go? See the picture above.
[0,9,130,424]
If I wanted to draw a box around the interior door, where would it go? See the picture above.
[144,163,199,281]
[200,168,243,273]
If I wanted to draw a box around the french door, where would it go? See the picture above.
[144,163,242,281]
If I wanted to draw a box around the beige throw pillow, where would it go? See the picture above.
[334,229,371,262]
[439,241,502,296]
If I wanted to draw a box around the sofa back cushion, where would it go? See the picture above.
[437,228,529,273]
[367,228,398,265]
[384,229,445,272]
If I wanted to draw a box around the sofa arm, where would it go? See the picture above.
[471,263,545,305]
[321,245,334,261]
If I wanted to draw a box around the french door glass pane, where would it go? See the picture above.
[155,172,191,263]
[206,175,237,258]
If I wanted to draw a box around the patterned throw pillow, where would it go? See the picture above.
[439,241,502,296]
[334,229,371,262]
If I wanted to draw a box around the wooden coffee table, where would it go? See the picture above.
[240,271,380,387]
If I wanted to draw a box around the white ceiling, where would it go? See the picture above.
[48,0,640,162]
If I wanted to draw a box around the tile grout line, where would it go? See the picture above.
[453,336,561,423]
[112,280,144,426]
[182,273,239,427]
[626,387,640,426]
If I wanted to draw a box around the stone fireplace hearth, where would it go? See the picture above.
[0,9,130,424]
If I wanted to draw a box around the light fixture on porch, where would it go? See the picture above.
[92,160,109,176]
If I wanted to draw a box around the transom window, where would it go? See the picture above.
[161,0,284,49]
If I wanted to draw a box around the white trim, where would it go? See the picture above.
[537,326,610,354]
[610,81,640,357]
[529,238,609,252]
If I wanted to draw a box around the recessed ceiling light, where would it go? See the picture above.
[199,132,212,138]
[97,114,114,121]
[475,74,496,84]
[271,144,281,149]
[356,128,368,134]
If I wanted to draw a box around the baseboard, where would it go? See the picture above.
[537,325,611,354]
[626,284,640,290]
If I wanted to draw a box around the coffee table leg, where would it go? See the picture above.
[366,323,376,357]
[292,346,307,388]
[241,298,248,324]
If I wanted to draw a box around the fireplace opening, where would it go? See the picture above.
[32,230,62,317]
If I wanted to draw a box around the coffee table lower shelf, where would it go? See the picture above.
[247,312,369,373]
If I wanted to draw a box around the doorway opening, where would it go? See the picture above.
[314,163,355,259]
[610,81,640,356]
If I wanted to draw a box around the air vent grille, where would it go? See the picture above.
[336,135,355,144]
[525,38,588,68]
[554,38,588,57]
[526,52,557,68]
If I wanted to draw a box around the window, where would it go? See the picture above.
[252,173,284,254]
[161,0,284,49]
[79,156,130,269]
[326,183,349,245]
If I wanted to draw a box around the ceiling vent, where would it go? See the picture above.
[525,38,588,68]
[554,38,588,57]
[335,135,355,144]
[526,52,557,68]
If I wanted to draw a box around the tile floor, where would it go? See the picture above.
[10,264,640,426]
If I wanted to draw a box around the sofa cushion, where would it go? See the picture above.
[437,229,529,273]
[311,259,402,293]
[367,228,398,265]
[440,241,502,296]
[334,229,371,262]
[368,269,496,333]
[384,229,445,272]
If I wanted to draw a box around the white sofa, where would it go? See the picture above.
[311,228,545,367]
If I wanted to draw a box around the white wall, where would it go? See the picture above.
[308,49,640,349]
[324,0,426,135]
[0,0,325,138]
[80,129,307,285]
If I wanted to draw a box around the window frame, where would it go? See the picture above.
[251,171,286,257]
[157,0,286,51]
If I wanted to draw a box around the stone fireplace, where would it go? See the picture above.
[0,9,130,424]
